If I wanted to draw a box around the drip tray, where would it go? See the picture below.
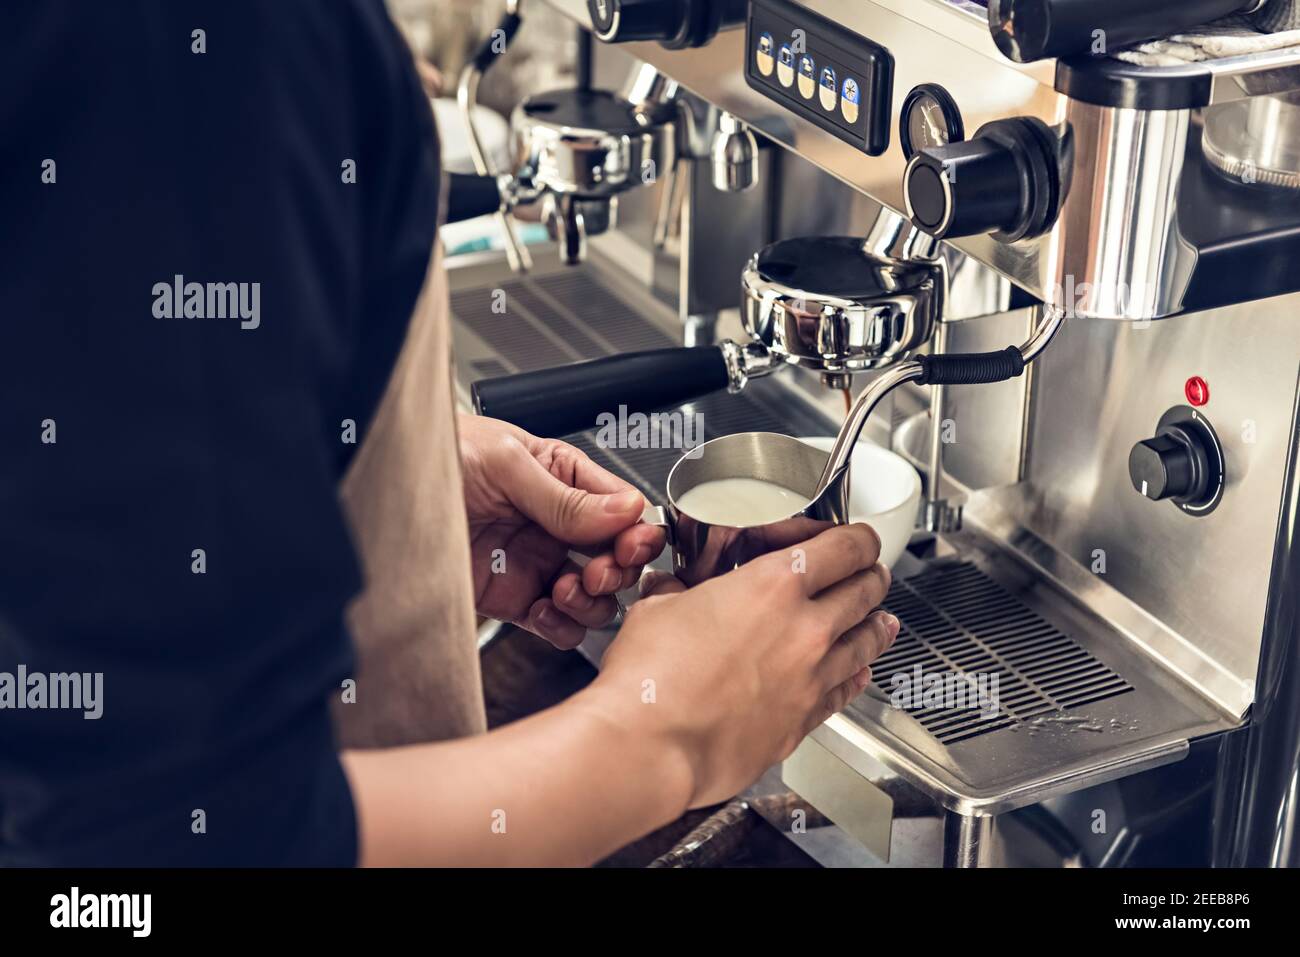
[822,529,1240,816]
[876,561,1135,747]
[448,249,1240,818]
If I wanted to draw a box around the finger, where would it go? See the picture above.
[612,522,667,568]
[804,667,874,737]
[519,597,587,650]
[639,570,687,598]
[561,446,639,497]
[501,444,648,547]
[812,562,893,640]
[816,611,899,689]
[471,523,569,623]
[552,568,620,629]
[792,523,883,596]
[582,553,640,596]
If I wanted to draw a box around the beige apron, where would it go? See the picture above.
[331,245,487,748]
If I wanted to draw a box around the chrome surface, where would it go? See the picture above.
[710,111,760,192]
[1046,105,1195,320]
[863,206,940,264]
[511,89,678,198]
[720,338,779,393]
[620,60,680,111]
[943,812,994,868]
[740,237,943,378]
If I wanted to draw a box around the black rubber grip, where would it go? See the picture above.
[444,172,501,224]
[471,347,731,438]
[915,347,1025,386]
[988,0,1248,63]
[471,12,523,73]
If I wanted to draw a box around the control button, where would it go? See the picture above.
[840,76,860,124]
[756,32,774,76]
[797,55,816,99]
[1128,405,1224,515]
[819,66,837,112]
[777,44,794,87]
[1185,375,1210,407]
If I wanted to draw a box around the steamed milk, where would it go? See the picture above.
[676,478,810,527]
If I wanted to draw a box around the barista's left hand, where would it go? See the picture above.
[458,414,666,648]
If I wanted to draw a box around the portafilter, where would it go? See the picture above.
[471,236,942,438]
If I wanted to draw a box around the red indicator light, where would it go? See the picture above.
[1185,376,1210,407]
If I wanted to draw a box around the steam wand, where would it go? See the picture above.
[458,0,531,272]
[813,304,1066,502]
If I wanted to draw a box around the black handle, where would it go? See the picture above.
[444,173,502,224]
[987,0,1249,63]
[471,347,731,438]
[915,347,1025,386]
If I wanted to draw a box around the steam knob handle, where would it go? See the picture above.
[904,139,1021,239]
[587,0,688,43]
[903,117,1060,243]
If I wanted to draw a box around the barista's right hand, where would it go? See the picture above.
[581,522,898,810]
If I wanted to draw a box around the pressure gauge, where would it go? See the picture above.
[900,84,964,159]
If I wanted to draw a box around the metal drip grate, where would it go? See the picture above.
[875,561,1135,745]
[451,268,833,498]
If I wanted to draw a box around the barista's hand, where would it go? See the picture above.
[583,523,897,809]
[459,414,666,648]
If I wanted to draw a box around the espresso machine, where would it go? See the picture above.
[448,0,1300,867]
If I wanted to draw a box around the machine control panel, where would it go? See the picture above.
[745,0,893,156]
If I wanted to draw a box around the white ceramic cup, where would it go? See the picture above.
[798,436,921,569]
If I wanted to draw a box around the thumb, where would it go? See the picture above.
[639,570,687,599]
[506,453,647,546]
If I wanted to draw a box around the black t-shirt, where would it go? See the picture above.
[0,0,441,865]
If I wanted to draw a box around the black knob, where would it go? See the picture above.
[903,117,1060,243]
[1129,433,1201,502]
[587,0,688,44]
[987,0,1250,65]
[588,0,743,49]
[1128,407,1224,514]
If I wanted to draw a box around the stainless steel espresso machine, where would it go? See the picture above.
[448,0,1300,867]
